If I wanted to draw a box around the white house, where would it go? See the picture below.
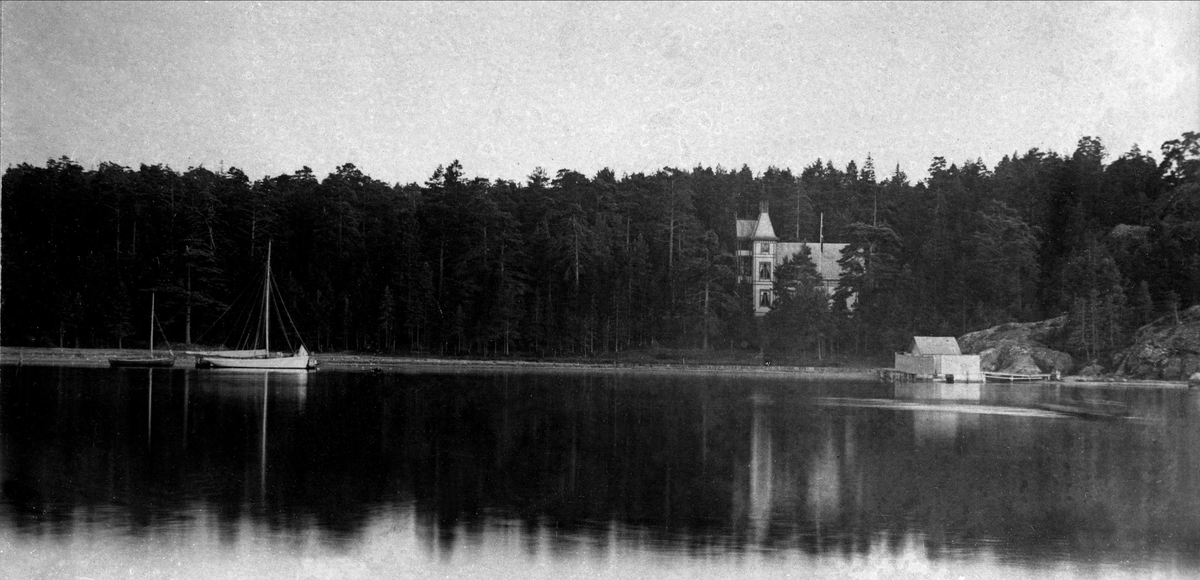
[736,201,848,315]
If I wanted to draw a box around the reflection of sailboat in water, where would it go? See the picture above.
[147,368,154,444]
[191,242,315,370]
[251,372,305,498]
[109,291,175,368]
[260,373,268,496]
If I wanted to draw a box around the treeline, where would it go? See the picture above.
[2,133,1197,366]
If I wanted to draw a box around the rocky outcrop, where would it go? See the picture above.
[958,317,1075,374]
[1114,305,1200,381]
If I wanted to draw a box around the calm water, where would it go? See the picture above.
[1,366,1197,579]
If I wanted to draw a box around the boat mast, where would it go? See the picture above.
[265,241,271,354]
[149,291,155,357]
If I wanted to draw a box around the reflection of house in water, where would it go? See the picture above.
[895,377,981,444]
[895,337,983,382]
[807,431,841,523]
[911,411,980,445]
[894,382,981,402]
[743,394,858,544]
[748,394,773,542]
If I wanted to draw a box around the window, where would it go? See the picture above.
[760,242,771,254]
[759,291,771,308]
[758,262,771,280]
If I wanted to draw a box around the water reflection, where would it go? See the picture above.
[0,367,1197,578]
[748,392,772,543]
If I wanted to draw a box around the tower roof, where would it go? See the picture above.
[751,205,778,241]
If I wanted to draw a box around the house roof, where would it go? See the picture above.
[736,219,758,239]
[909,337,962,356]
[776,242,848,282]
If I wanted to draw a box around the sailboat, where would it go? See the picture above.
[191,242,316,370]
[109,292,176,368]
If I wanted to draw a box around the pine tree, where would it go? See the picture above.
[766,248,829,362]
[1131,280,1154,329]
[378,285,395,352]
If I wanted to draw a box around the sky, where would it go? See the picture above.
[2,1,1197,186]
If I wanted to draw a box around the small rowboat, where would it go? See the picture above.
[984,372,1052,382]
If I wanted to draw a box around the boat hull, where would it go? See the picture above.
[196,355,315,370]
[984,372,1052,383]
[184,349,269,359]
[109,357,176,368]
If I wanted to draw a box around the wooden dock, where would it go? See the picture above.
[878,369,918,383]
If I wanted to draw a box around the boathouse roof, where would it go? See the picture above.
[908,336,962,356]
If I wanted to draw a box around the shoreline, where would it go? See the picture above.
[1,346,1190,387]
[0,346,876,379]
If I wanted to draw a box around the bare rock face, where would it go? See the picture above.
[959,317,1074,374]
[1114,305,1200,381]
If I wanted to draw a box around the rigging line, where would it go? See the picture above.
[238,298,258,351]
[246,263,269,351]
[225,284,254,350]
[229,268,258,350]
[153,313,175,357]
[231,266,267,351]
[271,274,305,352]
[267,279,294,353]
[231,297,251,350]
[193,264,263,347]
[253,259,268,352]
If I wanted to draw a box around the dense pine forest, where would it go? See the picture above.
[2,133,1197,367]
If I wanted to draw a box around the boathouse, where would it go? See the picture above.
[894,337,983,382]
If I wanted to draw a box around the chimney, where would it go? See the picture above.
[819,213,824,253]
[759,200,769,216]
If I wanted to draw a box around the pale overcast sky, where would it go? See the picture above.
[2,1,1197,185]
